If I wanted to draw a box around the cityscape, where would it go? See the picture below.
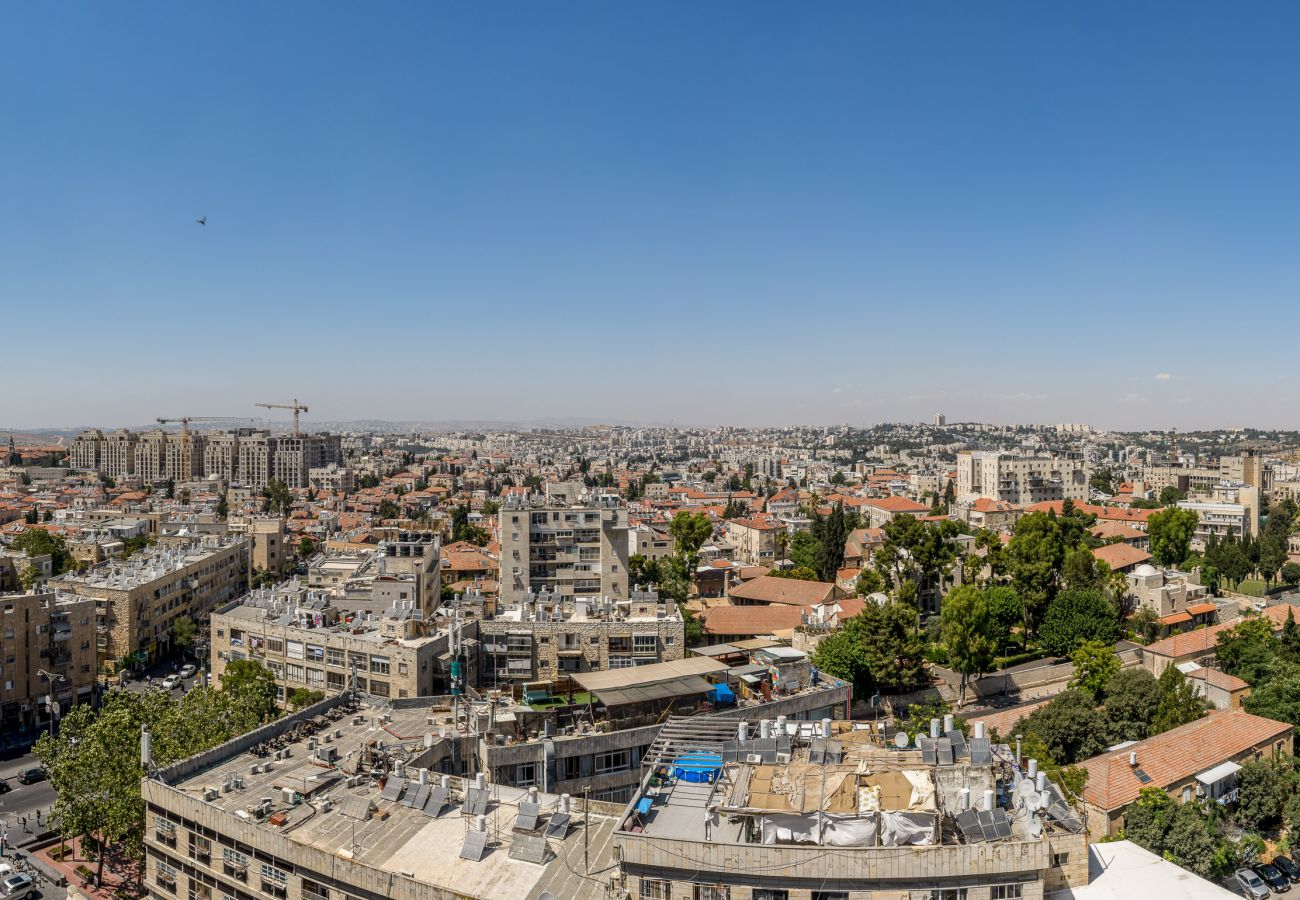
[7,4,1300,900]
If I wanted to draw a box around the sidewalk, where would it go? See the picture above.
[33,835,143,900]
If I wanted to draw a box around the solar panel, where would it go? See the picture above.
[936,738,954,767]
[990,808,1012,839]
[976,809,1001,841]
[825,740,844,764]
[459,830,489,861]
[422,787,450,818]
[508,833,550,865]
[809,738,827,765]
[464,787,489,816]
[380,776,406,802]
[545,812,571,839]
[917,736,937,766]
[968,737,992,765]
[954,808,983,841]
[404,784,430,809]
[1133,767,1153,784]
[515,801,541,832]
[946,729,967,749]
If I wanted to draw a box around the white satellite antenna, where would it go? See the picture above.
[894,732,910,749]
[1025,792,1043,812]
[1027,816,1043,838]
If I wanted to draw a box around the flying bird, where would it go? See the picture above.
[196,216,207,225]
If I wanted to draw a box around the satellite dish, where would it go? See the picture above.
[1025,792,1043,812]
[894,732,910,749]
[1027,817,1043,838]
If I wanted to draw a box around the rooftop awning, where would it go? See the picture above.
[1186,602,1218,616]
[1160,612,1192,625]
[1196,761,1242,785]
[572,657,727,692]
[591,675,714,707]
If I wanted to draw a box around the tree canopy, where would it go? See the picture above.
[1146,506,1199,567]
[1039,587,1120,656]
[939,585,998,705]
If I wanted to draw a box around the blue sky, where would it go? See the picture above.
[4,3,1300,430]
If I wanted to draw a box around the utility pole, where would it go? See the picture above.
[583,784,591,874]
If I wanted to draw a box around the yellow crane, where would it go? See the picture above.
[155,416,258,481]
[256,399,309,436]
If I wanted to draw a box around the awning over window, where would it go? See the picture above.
[1196,761,1242,785]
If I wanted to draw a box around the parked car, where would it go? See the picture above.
[1274,855,1300,883]
[179,664,197,679]
[1259,863,1293,893]
[1237,867,1272,899]
[15,767,45,785]
[162,674,182,690]
[0,873,36,900]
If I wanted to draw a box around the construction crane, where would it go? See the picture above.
[155,416,260,481]
[256,399,309,436]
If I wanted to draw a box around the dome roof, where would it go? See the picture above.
[867,592,890,605]
[1134,563,1158,577]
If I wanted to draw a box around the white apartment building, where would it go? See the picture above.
[956,450,1087,505]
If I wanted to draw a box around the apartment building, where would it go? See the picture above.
[615,715,1089,899]
[304,532,442,616]
[724,516,780,566]
[308,462,354,493]
[142,696,615,900]
[1177,486,1259,548]
[209,587,455,703]
[229,516,291,577]
[58,535,249,668]
[71,427,342,489]
[476,588,684,688]
[956,450,1087,505]
[0,589,98,732]
[498,496,630,605]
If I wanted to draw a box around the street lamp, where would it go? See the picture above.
[38,669,66,738]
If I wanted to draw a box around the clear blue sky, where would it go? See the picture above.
[4,3,1300,430]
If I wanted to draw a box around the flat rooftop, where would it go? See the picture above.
[163,701,615,900]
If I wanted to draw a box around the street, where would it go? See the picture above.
[0,662,205,839]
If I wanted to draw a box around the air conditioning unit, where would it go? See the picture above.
[745,753,764,764]
[204,788,220,801]
[775,752,791,764]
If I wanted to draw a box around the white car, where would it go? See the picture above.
[179,664,197,679]
[162,674,183,690]
[0,873,36,900]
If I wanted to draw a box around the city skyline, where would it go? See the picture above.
[6,3,1300,429]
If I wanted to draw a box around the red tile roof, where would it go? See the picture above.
[1144,604,1300,660]
[700,603,807,636]
[1091,543,1152,571]
[727,575,838,606]
[1079,709,1292,811]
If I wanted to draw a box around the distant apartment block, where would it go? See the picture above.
[498,496,629,604]
[71,427,342,489]
[956,449,1087,505]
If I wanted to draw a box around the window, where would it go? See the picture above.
[696,887,730,900]
[515,762,537,786]
[260,863,288,898]
[561,756,583,781]
[188,883,212,900]
[222,847,248,880]
[306,668,324,687]
[595,749,630,774]
[327,671,345,690]
[348,652,367,672]
[991,886,1024,900]
[811,894,846,900]
[370,679,390,697]
[1053,852,1070,867]
[326,648,345,667]
[267,638,283,653]
[156,860,177,892]
[286,640,304,660]
[398,661,409,675]
[286,664,304,683]
[753,892,788,900]
[153,814,176,846]
[187,833,211,863]
[370,655,390,675]
[302,879,330,900]
[639,881,671,900]
[306,643,325,662]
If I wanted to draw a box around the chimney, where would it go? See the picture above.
[1129,751,1138,767]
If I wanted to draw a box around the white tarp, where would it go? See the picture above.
[902,769,937,810]
[760,812,880,847]
[879,810,935,846]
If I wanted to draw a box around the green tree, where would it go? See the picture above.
[770,565,820,581]
[1039,588,1119,656]
[1283,562,1300,588]
[1152,665,1205,734]
[219,659,279,724]
[18,563,40,591]
[1061,547,1109,593]
[668,511,713,559]
[810,625,873,698]
[984,586,1024,647]
[815,503,848,582]
[1243,665,1300,734]
[298,536,315,558]
[12,526,74,575]
[377,499,400,519]
[789,530,822,572]
[1158,485,1187,506]
[1161,802,1219,877]
[1069,640,1120,701]
[215,491,229,520]
[814,599,928,695]
[1020,689,1106,765]
[262,478,291,516]
[1216,617,1282,685]
[940,585,998,706]
[627,554,661,590]
[1234,754,1294,832]
[170,615,198,654]
[288,688,326,710]
[1146,506,1200,567]
[1128,605,1160,644]
[1008,512,1067,634]
[1121,786,1175,857]
[854,568,887,597]
[1089,467,1114,495]
[1102,667,1160,743]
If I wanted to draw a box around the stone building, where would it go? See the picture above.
[57,534,249,669]
[956,450,1088,505]
[498,495,630,605]
[209,585,457,703]
[476,588,684,688]
[0,589,98,733]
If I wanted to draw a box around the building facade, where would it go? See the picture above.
[498,497,630,605]
[0,589,98,732]
[956,450,1087,505]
